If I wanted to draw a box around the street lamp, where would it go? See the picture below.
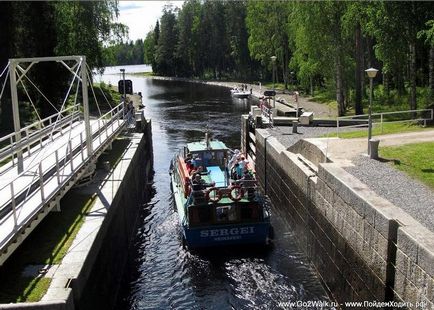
[120,68,126,100]
[365,67,379,155]
[271,56,277,108]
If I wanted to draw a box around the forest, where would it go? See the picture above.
[103,39,145,66]
[143,1,434,116]
[0,1,123,132]
[1,0,434,130]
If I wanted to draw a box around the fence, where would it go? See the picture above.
[336,108,433,137]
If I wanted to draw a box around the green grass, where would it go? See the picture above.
[325,122,432,139]
[0,277,51,303]
[0,192,96,302]
[138,72,154,77]
[0,137,130,303]
[380,142,434,189]
[97,137,131,169]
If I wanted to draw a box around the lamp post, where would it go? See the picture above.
[271,56,277,108]
[120,68,126,100]
[365,67,378,155]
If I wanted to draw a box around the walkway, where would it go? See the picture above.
[0,55,127,266]
[274,128,434,233]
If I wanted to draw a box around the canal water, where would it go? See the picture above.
[97,66,330,309]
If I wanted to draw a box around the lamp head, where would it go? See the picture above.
[365,67,378,78]
[271,56,277,63]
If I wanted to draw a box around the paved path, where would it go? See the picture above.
[319,129,434,165]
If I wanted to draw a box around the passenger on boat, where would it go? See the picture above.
[190,165,204,177]
[228,149,240,169]
[190,174,214,205]
[241,169,255,200]
[191,154,201,169]
[185,153,193,172]
[236,156,248,179]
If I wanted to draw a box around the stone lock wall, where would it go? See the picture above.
[253,127,434,307]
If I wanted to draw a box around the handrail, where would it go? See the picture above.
[0,104,80,145]
[0,102,124,215]
[336,108,433,137]
[0,112,81,162]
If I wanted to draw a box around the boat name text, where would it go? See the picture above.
[200,227,255,238]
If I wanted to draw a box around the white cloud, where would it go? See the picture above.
[118,1,184,41]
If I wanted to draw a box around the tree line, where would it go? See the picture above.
[143,1,434,116]
[103,39,145,66]
[0,1,124,132]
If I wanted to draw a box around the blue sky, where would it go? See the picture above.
[118,1,184,41]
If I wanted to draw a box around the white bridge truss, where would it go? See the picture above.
[0,56,126,266]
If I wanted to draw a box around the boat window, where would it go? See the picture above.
[216,205,237,222]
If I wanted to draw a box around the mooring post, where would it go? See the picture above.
[9,60,24,173]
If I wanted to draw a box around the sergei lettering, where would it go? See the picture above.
[200,227,255,238]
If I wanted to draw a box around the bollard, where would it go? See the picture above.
[292,121,299,134]
[369,139,380,159]
[103,161,111,172]
[255,115,263,128]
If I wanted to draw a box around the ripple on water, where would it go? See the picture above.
[109,77,329,310]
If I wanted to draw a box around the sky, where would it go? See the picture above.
[118,1,184,41]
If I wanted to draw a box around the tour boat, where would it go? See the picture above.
[170,133,272,249]
[230,87,250,99]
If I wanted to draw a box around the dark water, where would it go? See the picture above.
[103,76,329,309]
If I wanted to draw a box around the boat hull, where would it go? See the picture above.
[232,93,250,99]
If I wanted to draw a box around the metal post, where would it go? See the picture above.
[69,140,74,171]
[368,77,373,155]
[98,120,102,145]
[295,91,299,119]
[272,64,276,109]
[120,69,126,99]
[80,132,84,161]
[55,150,60,184]
[337,118,340,138]
[381,113,384,133]
[81,56,93,156]
[39,163,45,201]
[10,183,18,228]
[9,60,24,173]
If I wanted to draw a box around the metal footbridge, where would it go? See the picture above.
[0,56,127,266]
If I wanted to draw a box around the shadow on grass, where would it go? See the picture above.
[421,168,434,173]
[377,157,401,165]
[0,137,131,303]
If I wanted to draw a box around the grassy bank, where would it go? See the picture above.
[325,122,432,139]
[0,193,96,303]
[380,142,434,189]
[0,137,129,303]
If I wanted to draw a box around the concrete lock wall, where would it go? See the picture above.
[252,125,434,307]
[77,120,154,310]
[0,120,154,310]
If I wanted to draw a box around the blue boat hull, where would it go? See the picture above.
[183,222,271,248]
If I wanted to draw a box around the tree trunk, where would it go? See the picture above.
[0,2,13,133]
[429,45,434,99]
[336,54,345,116]
[354,23,363,115]
[409,42,417,111]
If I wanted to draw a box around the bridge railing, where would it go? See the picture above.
[336,108,433,137]
[0,104,81,169]
[0,102,125,228]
